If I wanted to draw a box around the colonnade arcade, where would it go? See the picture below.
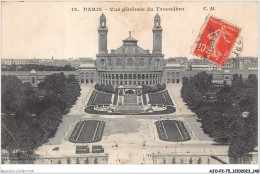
[98,72,163,86]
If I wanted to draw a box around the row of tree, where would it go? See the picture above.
[94,84,117,94]
[142,84,166,94]
[1,73,81,161]
[2,64,76,71]
[181,72,257,162]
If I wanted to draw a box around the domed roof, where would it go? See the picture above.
[111,35,150,55]
[30,69,36,74]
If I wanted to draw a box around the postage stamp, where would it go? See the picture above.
[193,15,241,67]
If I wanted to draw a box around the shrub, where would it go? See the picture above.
[94,83,116,94]
[142,83,166,94]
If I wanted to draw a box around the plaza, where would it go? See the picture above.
[33,83,231,164]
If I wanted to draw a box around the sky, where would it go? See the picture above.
[2,1,258,60]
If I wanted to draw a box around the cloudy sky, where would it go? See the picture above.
[2,1,258,59]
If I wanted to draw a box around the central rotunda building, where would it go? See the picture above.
[96,13,164,86]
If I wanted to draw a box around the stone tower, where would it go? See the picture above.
[98,13,108,54]
[153,13,162,54]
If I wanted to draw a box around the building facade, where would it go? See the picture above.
[92,13,164,86]
[1,14,258,87]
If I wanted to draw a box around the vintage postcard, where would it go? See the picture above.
[1,1,259,174]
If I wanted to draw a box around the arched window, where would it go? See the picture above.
[176,72,180,77]
[90,72,94,77]
[167,72,170,77]
[100,59,105,66]
[116,58,121,66]
[139,58,145,66]
[156,59,160,66]
[171,72,175,77]
[108,58,112,66]
[86,72,89,77]
[127,58,134,66]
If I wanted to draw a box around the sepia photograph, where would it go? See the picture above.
[1,1,259,173]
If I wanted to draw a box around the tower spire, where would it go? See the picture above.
[153,14,162,54]
[98,13,108,54]
[154,13,161,28]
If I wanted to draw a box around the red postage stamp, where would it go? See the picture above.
[193,15,241,67]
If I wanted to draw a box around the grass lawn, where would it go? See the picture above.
[155,120,190,142]
[69,120,105,143]
[148,90,173,106]
[88,90,112,106]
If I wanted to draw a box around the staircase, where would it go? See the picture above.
[115,105,144,114]
[124,95,137,105]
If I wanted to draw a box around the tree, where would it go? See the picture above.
[1,73,80,156]
[245,74,257,87]
[2,64,76,71]
[232,74,244,87]
[38,73,66,94]
[190,71,213,92]
[103,84,114,93]
[181,72,257,163]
